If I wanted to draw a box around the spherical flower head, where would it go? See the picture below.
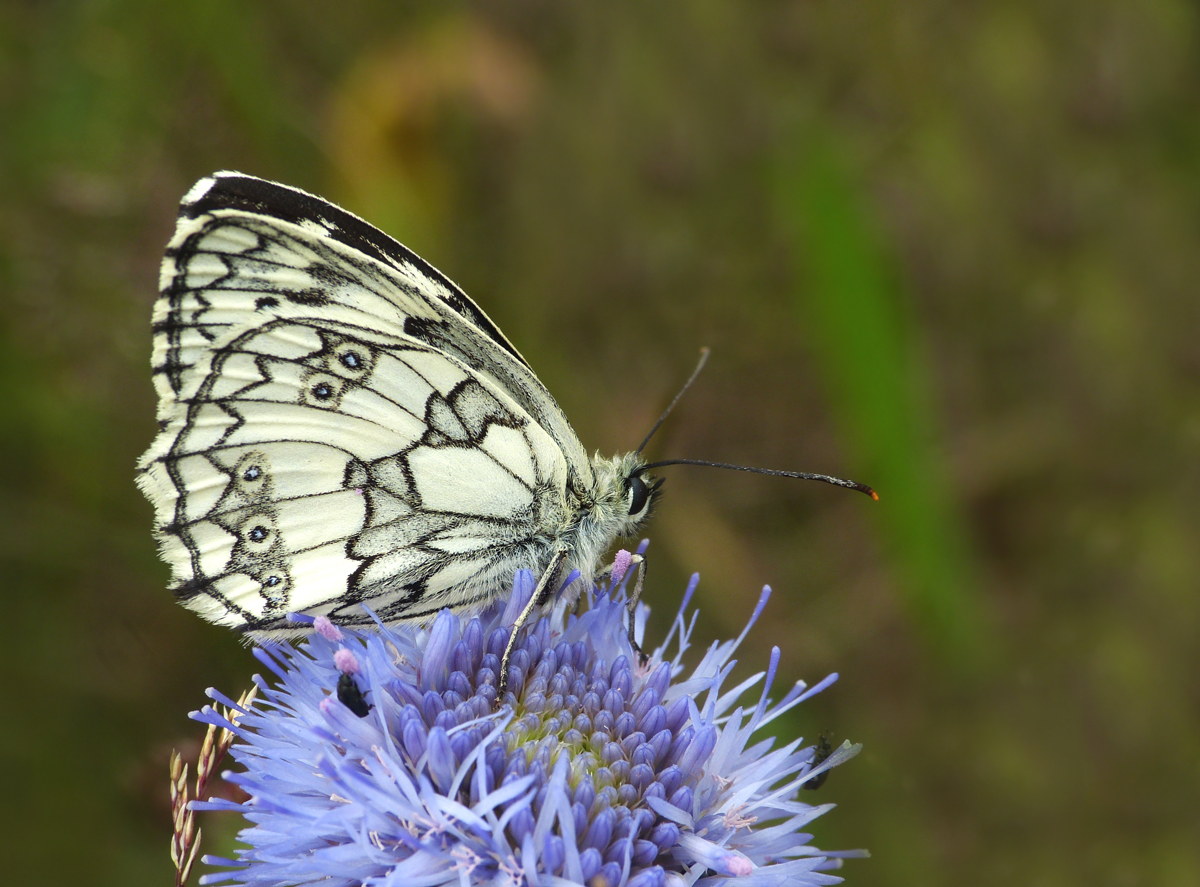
[192,547,864,887]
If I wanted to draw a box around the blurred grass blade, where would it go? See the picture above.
[775,128,989,671]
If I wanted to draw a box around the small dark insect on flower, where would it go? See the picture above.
[803,732,834,790]
[329,639,372,717]
[336,672,371,718]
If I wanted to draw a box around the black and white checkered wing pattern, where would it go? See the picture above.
[151,172,589,475]
[138,173,588,634]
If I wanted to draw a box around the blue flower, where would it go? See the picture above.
[191,547,864,887]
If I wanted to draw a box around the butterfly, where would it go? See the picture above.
[138,172,875,663]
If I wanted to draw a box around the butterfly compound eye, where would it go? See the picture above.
[628,475,650,516]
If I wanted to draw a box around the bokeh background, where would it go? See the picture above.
[3,2,1199,885]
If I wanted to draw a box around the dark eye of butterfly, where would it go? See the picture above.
[628,475,650,516]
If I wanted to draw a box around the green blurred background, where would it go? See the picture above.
[3,2,1199,885]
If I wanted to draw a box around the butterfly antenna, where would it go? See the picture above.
[635,458,879,500]
[636,347,711,455]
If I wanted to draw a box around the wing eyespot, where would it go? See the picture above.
[300,372,344,408]
[258,571,292,609]
[330,342,374,381]
[233,451,271,496]
[239,515,278,553]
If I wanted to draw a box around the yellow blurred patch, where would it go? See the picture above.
[325,16,540,255]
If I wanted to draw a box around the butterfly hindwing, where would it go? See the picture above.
[141,316,573,633]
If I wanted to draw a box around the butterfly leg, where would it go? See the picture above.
[496,546,569,706]
[624,556,649,663]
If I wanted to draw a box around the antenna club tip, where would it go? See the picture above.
[868,488,879,501]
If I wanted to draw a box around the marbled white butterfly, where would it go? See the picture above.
[137,172,874,660]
